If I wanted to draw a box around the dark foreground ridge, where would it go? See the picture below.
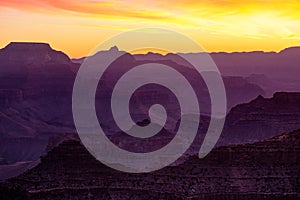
[1,130,299,200]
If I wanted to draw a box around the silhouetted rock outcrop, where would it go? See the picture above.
[0,129,299,199]
[279,46,300,57]
[0,42,71,67]
[220,92,300,145]
[0,43,299,183]
[0,43,77,176]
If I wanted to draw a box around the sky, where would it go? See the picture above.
[0,0,300,58]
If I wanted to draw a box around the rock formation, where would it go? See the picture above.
[0,129,299,199]
[0,43,298,182]
[220,92,300,145]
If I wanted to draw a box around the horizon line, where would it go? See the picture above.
[1,41,299,59]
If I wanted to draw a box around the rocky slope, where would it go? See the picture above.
[0,42,298,181]
[220,92,300,145]
[0,43,77,171]
[0,129,299,199]
[135,47,300,95]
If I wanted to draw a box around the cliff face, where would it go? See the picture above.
[0,43,298,182]
[1,91,296,178]
[0,42,71,68]
[0,130,299,199]
[135,47,300,94]
[0,42,76,127]
[220,92,300,145]
[0,43,76,169]
[0,42,76,93]
[210,47,300,79]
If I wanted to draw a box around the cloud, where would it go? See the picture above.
[1,0,299,57]
[0,0,172,20]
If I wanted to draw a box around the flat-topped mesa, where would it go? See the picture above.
[0,42,71,66]
[4,42,52,51]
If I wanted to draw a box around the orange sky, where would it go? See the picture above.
[0,0,300,58]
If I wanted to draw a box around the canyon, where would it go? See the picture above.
[0,129,299,199]
[0,42,299,182]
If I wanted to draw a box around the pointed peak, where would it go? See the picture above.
[109,46,119,52]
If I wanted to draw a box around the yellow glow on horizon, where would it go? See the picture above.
[0,0,299,58]
[129,48,171,55]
